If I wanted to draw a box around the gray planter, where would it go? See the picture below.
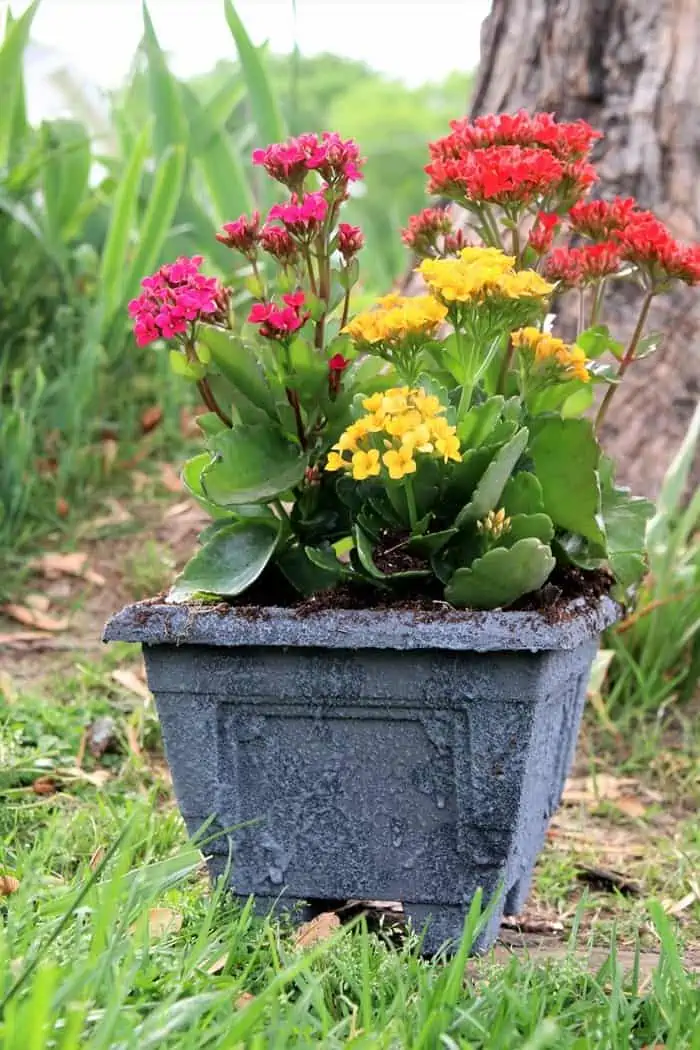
[104,594,618,954]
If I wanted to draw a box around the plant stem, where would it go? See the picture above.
[511,222,521,266]
[482,205,505,250]
[595,290,654,432]
[404,478,418,530]
[578,288,586,337]
[340,285,351,330]
[496,336,515,395]
[286,386,307,450]
[197,378,232,428]
[590,278,606,327]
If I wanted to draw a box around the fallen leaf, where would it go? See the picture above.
[85,499,132,533]
[131,470,151,493]
[236,992,255,1009]
[663,891,698,916]
[102,438,119,472]
[86,717,119,758]
[141,405,163,434]
[160,463,183,494]
[164,500,194,519]
[0,631,54,646]
[1,604,69,632]
[294,911,340,949]
[614,795,648,819]
[0,875,20,896]
[500,915,564,934]
[56,497,70,518]
[25,594,51,612]
[55,766,112,789]
[207,953,230,976]
[0,670,18,704]
[563,774,640,805]
[32,776,58,796]
[32,552,105,586]
[146,907,183,938]
[111,668,151,703]
[125,722,143,758]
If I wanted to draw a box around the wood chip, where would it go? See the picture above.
[54,766,112,789]
[160,463,183,493]
[501,915,564,934]
[141,405,163,434]
[236,992,255,1009]
[0,875,20,896]
[0,670,18,704]
[32,776,58,796]
[664,890,698,916]
[614,794,648,819]
[25,594,51,612]
[294,911,340,949]
[1,604,69,632]
[111,669,151,703]
[206,953,229,976]
[575,864,642,896]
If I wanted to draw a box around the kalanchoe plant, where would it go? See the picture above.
[128,115,700,610]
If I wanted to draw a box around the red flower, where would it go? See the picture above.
[401,207,454,255]
[614,214,700,286]
[216,211,261,256]
[328,353,350,397]
[128,256,224,347]
[426,145,567,206]
[337,222,364,261]
[328,353,350,372]
[260,224,299,266]
[527,212,560,255]
[437,111,602,162]
[248,291,310,340]
[543,242,621,287]
[569,197,639,239]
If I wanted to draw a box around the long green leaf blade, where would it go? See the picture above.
[142,0,188,157]
[98,122,151,327]
[0,0,40,167]
[181,84,254,223]
[124,143,187,303]
[223,0,285,147]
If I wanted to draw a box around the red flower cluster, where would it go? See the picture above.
[614,214,700,286]
[444,111,602,161]
[427,145,573,206]
[401,207,453,255]
[248,291,310,340]
[543,242,621,287]
[128,256,224,347]
[337,222,364,262]
[569,197,638,239]
[253,132,364,190]
[268,191,328,241]
[527,212,560,255]
[216,211,261,257]
[260,225,299,267]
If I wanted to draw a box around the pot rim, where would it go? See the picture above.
[103,593,620,653]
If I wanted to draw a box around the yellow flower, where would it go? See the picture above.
[362,392,384,413]
[351,448,381,481]
[435,432,462,463]
[557,344,590,383]
[382,446,417,480]
[512,328,590,382]
[411,391,443,417]
[326,451,348,472]
[336,419,369,452]
[343,295,447,346]
[419,249,554,305]
[402,422,434,453]
[498,270,555,299]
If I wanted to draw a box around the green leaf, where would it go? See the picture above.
[4,7,28,164]
[305,544,352,580]
[575,325,624,360]
[142,1,188,157]
[599,462,654,589]
[635,332,662,361]
[457,397,504,446]
[224,0,285,147]
[352,526,429,581]
[501,472,545,516]
[181,83,254,223]
[0,0,39,168]
[445,539,556,610]
[529,417,606,550]
[40,120,91,247]
[123,144,186,305]
[561,383,594,418]
[98,122,151,327]
[181,453,234,518]
[199,326,276,416]
[501,513,554,548]
[169,350,206,380]
[201,425,307,506]
[456,427,529,527]
[278,545,339,596]
[406,528,459,557]
[168,519,281,602]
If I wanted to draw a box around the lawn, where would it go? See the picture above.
[1,479,699,1048]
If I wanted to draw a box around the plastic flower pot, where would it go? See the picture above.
[104,595,618,954]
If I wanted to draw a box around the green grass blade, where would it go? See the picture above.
[223,0,285,147]
[98,122,151,327]
[123,143,186,303]
[4,7,29,163]
[142,0,188,157]
[0,0,39,167]
[40,120,92,247]
[181,84,254,224]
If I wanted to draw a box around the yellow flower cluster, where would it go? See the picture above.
[419,247,555,304]
[511,327,590,383]
[325,386,462,481]
[342,294,447,345]
[476,508,511,540]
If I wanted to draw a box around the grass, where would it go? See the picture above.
[1,648,699,1048]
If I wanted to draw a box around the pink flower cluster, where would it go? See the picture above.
[216,211,262,256]
[248,291,310,340]
[253,131,364,190]
[128,256,223,347]
[269,191,328,239]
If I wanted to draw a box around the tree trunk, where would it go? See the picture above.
[443,0,700,496]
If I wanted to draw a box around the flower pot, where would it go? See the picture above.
[104,594,618,954]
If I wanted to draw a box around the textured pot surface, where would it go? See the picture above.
[104,596,618,953]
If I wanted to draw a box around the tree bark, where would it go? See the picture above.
[424,0,700,496]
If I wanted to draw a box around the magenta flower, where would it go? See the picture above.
[128,256,224,348]
[306,132,364,186]
[248,291,310,340]
[337,223,364,262]
[252,133,321,189]
[260,224,299,266]
[268,191,328,240]
[216,211,262,256]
